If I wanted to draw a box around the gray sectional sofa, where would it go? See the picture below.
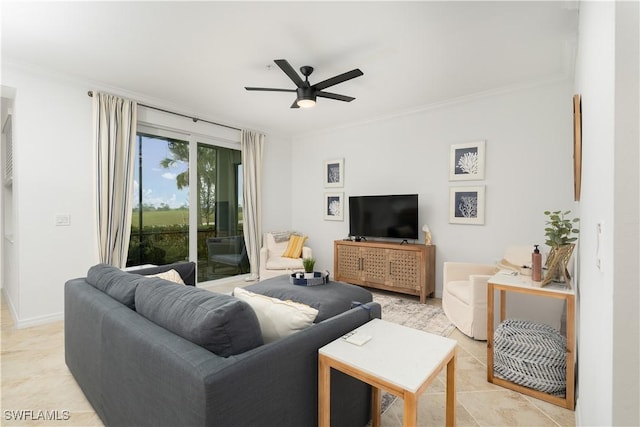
[64,262,380,427]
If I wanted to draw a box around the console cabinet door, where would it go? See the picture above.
[387,249,423,292]
[335,244,363,282]
[361,247,387,286]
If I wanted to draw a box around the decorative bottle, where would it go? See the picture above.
[532,244,542,282]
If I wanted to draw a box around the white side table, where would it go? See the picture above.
[318,318,457,427]
[487,272,575,410]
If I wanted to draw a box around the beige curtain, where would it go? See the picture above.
[94,92,137,267]
[241,130,264,280]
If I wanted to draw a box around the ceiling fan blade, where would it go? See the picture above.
[274,59,305,88]
[244,87,296,92]
[317,91,356,102]
[313,69,363,91]
[290,100,300,109]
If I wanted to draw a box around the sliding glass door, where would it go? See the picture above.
[127,129,245,283]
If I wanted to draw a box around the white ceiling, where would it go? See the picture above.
[1,1,579,137]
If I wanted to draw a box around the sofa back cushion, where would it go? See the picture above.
[135,281,263,357]
[87,264,145,309]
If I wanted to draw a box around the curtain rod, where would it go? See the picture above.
[87,91,241,132]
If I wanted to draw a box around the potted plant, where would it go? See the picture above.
[542,210,579,286]
[302,257,316,279]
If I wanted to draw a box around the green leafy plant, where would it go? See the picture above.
[544,210,580,248]
[302,257,316,273]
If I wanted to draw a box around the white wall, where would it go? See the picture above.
[573,1,640,425]
[291,80,576,301]
[1,64,97,326]
[1,62,292,326]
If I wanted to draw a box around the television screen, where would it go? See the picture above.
[349,194,419,240]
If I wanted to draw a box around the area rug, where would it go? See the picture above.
[370,290,455,414]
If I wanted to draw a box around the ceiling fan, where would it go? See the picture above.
[245,59,364,109]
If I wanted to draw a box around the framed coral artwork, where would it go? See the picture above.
[324,158,344,187]
[449,140,485,181]
[449,186,485,225]
[324,192,344,221]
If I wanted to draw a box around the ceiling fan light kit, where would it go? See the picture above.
[245,59,363,109]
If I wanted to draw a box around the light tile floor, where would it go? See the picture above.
[1,280,575,426]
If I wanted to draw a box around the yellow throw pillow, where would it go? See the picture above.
[282,235,307,258]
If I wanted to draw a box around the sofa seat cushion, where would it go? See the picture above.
[135,281,263,357]
[266,256,304,270]
[233,287,318,343]
[244,275,373,322]
[446,280,472,305]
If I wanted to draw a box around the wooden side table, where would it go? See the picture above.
[319,318,457,427]
[487,273,575,410]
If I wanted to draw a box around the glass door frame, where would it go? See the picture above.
[137,124,243,284]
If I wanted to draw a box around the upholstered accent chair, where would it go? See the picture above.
[259,232,313,281]
[442,246,530,340]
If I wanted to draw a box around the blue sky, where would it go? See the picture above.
[133,135,189,209]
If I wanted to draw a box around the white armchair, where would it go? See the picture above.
[259,232,313,281]
[442,246,530,340]
[442,262,498,340]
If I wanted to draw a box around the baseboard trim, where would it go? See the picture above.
[1,288,64,329]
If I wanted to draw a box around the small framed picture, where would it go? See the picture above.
[449,186,485,225]
[324,192,344,221]
[449,140,485,181]
[324,158,344,187]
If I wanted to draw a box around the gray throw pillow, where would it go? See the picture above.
[135,281,263,357]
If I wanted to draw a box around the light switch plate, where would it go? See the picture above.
[55,214,71,226]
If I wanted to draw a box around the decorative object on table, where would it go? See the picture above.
[422,224,432,245]
[302,257,316,278]
[324,158,344,187]
[324,192,344,221]
[449,185,485,225]
[573,94,582,202]
[290,270,330,286]
[542,210,579,287]
[532,244,542,282]
[449,140,486,181]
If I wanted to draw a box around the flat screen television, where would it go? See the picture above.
[348,194,419,240]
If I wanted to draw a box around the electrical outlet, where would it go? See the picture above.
[55,214,71,226]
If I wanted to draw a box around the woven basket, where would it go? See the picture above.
[494,319,567,396]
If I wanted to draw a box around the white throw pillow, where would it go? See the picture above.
[145,269,186,285]
[233,287,318,343]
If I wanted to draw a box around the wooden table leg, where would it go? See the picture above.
[487,283,495,382]
[403,393,418,427]
[318,355,330,427]
[446,352,457,427]
[371,387,381,427]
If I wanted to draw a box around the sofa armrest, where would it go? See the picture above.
[468,274,492,305]
[443,262,497,284]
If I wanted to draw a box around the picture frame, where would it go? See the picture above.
[449,140,485,181]
[449,186,485,225]
[573,94,582,201]
[324,192,344,221]
[324,158,344,187]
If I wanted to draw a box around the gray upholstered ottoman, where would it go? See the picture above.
[244,275,373,322]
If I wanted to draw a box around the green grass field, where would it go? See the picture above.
[131,208,242,228]
[131,210,190,227]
